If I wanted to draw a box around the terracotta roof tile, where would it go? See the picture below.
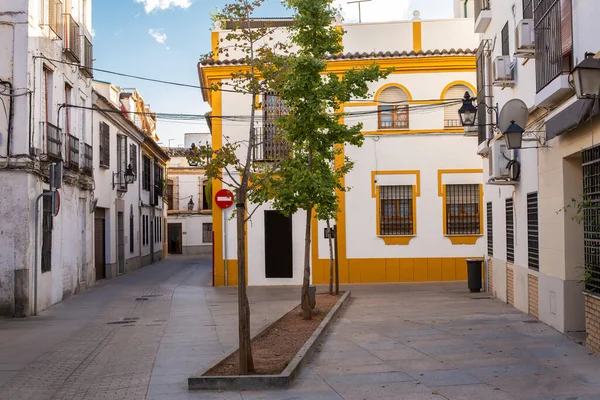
[199,48,475,66]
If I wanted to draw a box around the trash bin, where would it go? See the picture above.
[466,258,483,292]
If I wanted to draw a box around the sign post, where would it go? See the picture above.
[216,189,234,286]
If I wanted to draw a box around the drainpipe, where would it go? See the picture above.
[464,0,469,18]
[1,80,14,168]
[33,191,53,316]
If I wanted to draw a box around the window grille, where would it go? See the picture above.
[523,0,533,18]
[203,223,213,243]
[63,13,81,62]
[476,42,487,145]
[42,192,53,273]
[379,185,413,236]
[487,201,493,256]
[255,93,291,161]
[142,156,151,190]
[446,184,481,235]
[582,145,600,293]
[82,143,93,174]
[506,198,514,263]
[527,192,539,270]
[99,122,109,168]
[129,144,137,178]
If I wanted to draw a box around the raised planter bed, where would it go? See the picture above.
[188,291,351,391]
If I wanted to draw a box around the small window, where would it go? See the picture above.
[506,198,514,263]
[167,180,174,211]
[446,184,481,235]
[379,186,413,236]
[501,22,509,56]
[203,223,213,243]
[527,192,539,270]
[444,85,474,128]
[129,144,137,178]
[99,122,110,168]
[42,192,53,273]
[142,156,151,191]
[487,201,493,256]
[377,86,409,130]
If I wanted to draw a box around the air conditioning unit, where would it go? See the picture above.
[493,56,515,87]
[515,19,535,58]
[488,139,517,185]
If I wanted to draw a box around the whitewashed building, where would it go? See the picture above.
[165,137,212,257]
[0,0,94,316]
[199,2,484,286]
[473,0,600,349]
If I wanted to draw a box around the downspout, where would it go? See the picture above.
[464,0,468,18]
[1,80,14,168]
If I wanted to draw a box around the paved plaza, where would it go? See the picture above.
[0,257,599,400]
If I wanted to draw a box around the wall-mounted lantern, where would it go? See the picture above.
[571,52,600,99]
[187,196,195,211]
[113,164,136,189]
[458,92,478,127]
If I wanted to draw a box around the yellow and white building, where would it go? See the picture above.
[198,4,485,286]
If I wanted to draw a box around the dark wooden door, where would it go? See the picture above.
[94,215,105,280]
[264,211,293,278]
[117,212,125,275]
[168,223,182,254]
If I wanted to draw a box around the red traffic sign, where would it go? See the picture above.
[215,189,234,209]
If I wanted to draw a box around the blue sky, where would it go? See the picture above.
[93,0,454,147]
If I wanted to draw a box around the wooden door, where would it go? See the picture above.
[264,211,293,278]
[94,215,105,280]
[168,223,182,254]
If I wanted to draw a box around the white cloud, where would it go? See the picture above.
[332,0,410,23]
[149,28,167,44]
[135,0,192,13]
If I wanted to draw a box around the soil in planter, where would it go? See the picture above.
[206,293,342,376]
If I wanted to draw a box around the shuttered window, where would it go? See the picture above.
[377,86,409,129]
[527,192,539,270]
[523,0,533,18]
[561,0,572,57]
[142,156,151,191]
[446,184,481,235]
[99,122,110,168]
[487,202,493,256]
[506,198,514,263]
[476,42,487,145]
[444,85,474,128]
[501,22,509,56]
[129,144,137,178]
[379,185,414,236]
[129,211,134,253]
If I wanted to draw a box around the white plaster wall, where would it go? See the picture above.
[167,214,213,248]
[343,22,413,53]
[572,0,600,66]
[421,19,478,52]
[215,27,297,60]
[490,257,508,302]
[172,174,205,212]
[345,134,485,259]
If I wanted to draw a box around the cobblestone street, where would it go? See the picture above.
[1,257,600,400]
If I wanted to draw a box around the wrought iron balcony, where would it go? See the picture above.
[66,133,80,170]
[42,0,63,39]
[42,122,62,161]
[63,13,81,62]
[82,143,93,175]
[81,36,93,78]
[252,126,290,162]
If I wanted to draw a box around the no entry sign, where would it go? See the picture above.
[215,189,234,209]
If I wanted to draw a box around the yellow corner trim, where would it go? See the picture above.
[440,80,477,99]
[445,235,482,245]
[211,31,219,61]
[374,83,413,102]
[371,170,421,198]
[363,128,465,135]
[380,236,416,245]
[437,169,484,197]
[412,21,422,52]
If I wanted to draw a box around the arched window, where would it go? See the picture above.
[444,84,474,128]
[377,86,409,129]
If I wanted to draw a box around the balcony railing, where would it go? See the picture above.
[534,0,571,93]
[43,122,62,161]
[474,0,491,21]
[253,126,290,162]
[444,119,463,128]
[81,36,93,78]
[63,13,81,62]
[42,0,63,39]
[82,143,93,174]
[66,133,80,170]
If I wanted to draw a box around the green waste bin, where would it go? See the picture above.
[466,258,483,292]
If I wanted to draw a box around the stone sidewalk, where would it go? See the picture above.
[1,257,600,400]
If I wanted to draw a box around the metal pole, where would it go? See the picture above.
[334,225,339,295]
[33,192,52,316]
[223,207,228,286]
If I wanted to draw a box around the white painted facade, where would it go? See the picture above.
[0,0,94,316]
[205,9,483,286]
[165,150,212,256]
[475,0,600,334]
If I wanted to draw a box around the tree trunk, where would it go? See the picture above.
[302,207,312,319]
[327,219,333,295]
[236,192,254,374]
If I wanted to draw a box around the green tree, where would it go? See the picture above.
[189,0,289,374]
[252,0,391,319]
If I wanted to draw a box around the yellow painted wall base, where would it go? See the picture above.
[213,260,251,287]
[312,257,477,284]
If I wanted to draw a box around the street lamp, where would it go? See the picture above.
[503,121,525,150]
[458,92,478,127]
[124,164,136,184]
[113,164,136,189]
[187,197,195,211]
[571,52,600,99]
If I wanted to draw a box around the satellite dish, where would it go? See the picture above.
[498,99,528,133]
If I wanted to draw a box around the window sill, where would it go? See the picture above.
[445,235,482,245]
[378,235,415,245]
[99,164,109,169]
